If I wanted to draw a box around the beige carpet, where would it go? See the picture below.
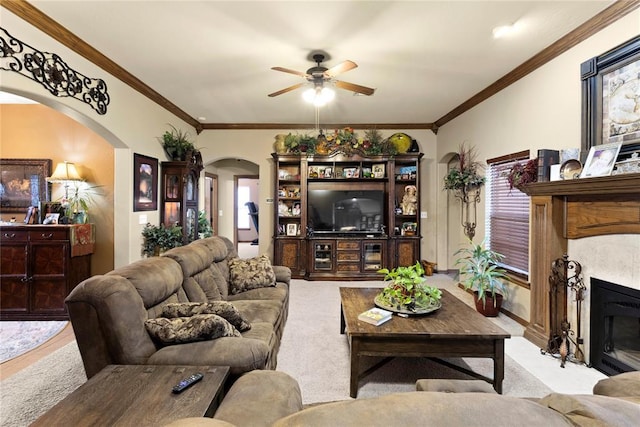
[276,277,552,404]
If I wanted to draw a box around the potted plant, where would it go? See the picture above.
[506,158,538,191]
[158,124,197,161]
[454,239,508,317]
[198,210,213,238]
[141,223,183,257]
[376,262,442,314]
[62,181,103,224]
[443,143,486,193]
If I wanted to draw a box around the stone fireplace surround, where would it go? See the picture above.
[523,173,640,365]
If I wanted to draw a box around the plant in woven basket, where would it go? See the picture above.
[377,262,442,313]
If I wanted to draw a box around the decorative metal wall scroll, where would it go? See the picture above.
[0,27,110,115]
[542,254,587,367]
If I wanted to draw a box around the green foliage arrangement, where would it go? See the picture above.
[141,223,183,257]
[454,239,508,307]
[198,210,213,238]
[158,124,197,161]
[377,262,442,312]
[62,182,103,224]
[443,143,486,191]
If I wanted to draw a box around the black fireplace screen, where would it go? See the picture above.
[590,277,640,375]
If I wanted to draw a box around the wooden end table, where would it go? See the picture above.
[32,365,230,426]
[340,287,510,398]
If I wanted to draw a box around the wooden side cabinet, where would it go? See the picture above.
[0,225,92,320]
[274,238,306,278]
[161,156,203,244]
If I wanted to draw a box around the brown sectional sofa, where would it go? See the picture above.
[167,370,640,427]
[65,236,290,379]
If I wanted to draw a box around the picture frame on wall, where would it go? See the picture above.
[133,153,158,211]
[580,142,622,178]
[286,223,298,236]
[0,158,51,213]
[581,35,640,152]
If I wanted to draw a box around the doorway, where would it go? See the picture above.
[234,175,259,248]
[204,173,218,236]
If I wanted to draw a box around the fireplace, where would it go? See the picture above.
[590,277,640,375]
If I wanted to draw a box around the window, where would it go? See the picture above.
[486,151,530,277]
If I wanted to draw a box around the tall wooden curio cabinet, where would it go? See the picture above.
[161,152,203,244]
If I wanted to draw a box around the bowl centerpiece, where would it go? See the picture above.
[376,262,442,315]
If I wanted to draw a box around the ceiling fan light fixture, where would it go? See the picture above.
[303,86,335,107]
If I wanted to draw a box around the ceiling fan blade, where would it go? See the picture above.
[325,60,357,77]
[268,82,305,97]
[335,80,375,96]
[271,67,308,77]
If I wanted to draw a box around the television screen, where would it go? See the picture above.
[308,188,385,233]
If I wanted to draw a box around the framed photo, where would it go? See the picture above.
[372,163,385,178]
[286,223,298,236]
[323,167,333,178]
[581,35,640,152]
[42,213,60,225]
[133,153,158,211]
[580,142,622,178]
[0,158,51,213]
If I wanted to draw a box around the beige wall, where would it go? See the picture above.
[0,105,114,275]
[435,11,640,323]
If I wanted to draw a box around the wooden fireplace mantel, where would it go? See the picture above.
[521,173,640,349]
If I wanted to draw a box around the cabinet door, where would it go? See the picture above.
[0,239,29,314]
[311,241,334,271]
[31,241,68,313]
[275,239,305,277]
[394,239,419,268]
[362,241,384,272]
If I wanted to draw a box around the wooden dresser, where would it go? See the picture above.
[0,224,93,320]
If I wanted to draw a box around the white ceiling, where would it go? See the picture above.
[18,1,617,126]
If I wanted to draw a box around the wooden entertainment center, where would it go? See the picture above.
[273,152,422,280]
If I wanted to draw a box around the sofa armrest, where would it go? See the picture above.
[214,370,302,427]
[272,265,291,285]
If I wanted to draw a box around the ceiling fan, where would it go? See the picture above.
[268,53,375,99]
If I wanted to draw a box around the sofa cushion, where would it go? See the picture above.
[162,302,251,332]
[227,283,288,304]
[228,255,276,295]
[192,268,223,301]
[538,393,640,426]
[147,336,270,375]
[416,379,497,393]
[231,300,282,326]
[593,371,640,398]
[214,370,302,427]
[273,392,572,426]
[145,314,241,345]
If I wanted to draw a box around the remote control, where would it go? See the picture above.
[172,373,204,394]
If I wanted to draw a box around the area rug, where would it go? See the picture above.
[0,341,85,427]
[0,321,68,363]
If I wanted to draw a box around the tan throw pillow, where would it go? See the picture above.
[145,314,241,345]
[162,302,251,332]
[228,254,276,295]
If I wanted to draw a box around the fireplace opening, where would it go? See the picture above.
[590,277,640,375]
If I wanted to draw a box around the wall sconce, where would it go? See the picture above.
[47,161,82,200]
[454,185,481,240]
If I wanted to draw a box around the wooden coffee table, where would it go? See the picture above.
[340,287,510,397]
[32,365,229,426]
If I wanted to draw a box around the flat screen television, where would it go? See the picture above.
[307,186,385,234]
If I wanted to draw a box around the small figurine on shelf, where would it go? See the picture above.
[401,185,418,215]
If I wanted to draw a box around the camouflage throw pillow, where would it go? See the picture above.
[145,314,241,345]
[162,301,251,331]
[228,254,276,295]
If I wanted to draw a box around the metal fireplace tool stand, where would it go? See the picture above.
[541,254,589,367]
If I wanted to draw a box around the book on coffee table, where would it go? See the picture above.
[358,307,392,326]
